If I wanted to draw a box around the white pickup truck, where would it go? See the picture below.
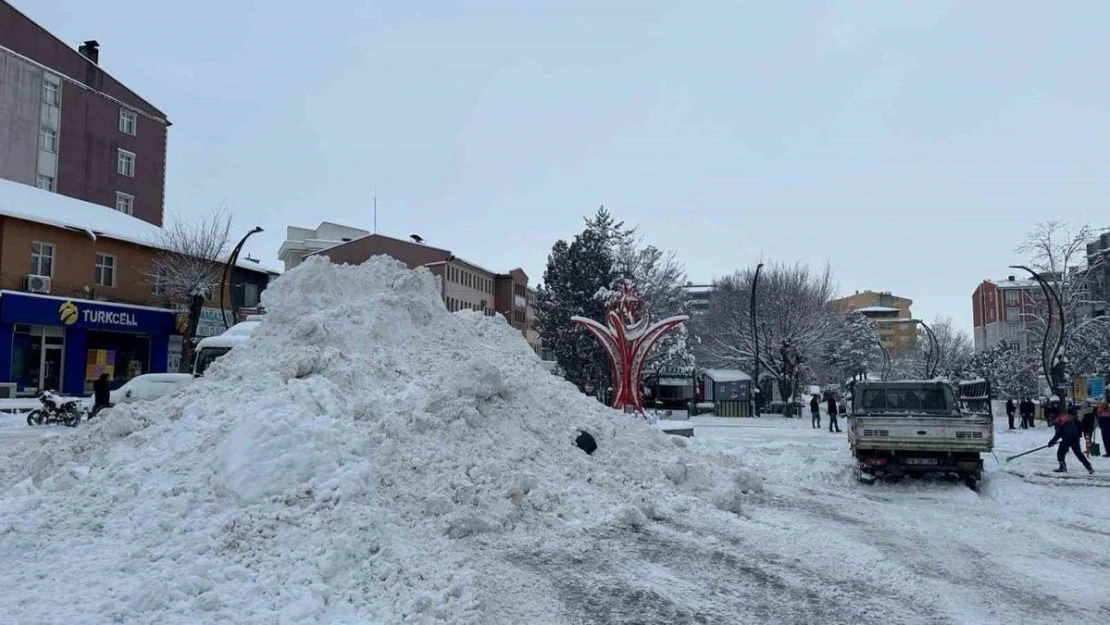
[848,380,993,489]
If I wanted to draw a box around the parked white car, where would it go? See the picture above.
[109,373,195,405]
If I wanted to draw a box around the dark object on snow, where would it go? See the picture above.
[92,373,111,417]
[575,430,597,455]
[410,234,424,243]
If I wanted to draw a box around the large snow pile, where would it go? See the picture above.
[0,256,758,624]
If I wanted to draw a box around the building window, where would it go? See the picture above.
[1004,290,1019,305]
[152,265,168,296]
[36,174,55,191]
[95,253,116,287]
[40,128,58,153]
[115,192,134,215]
[42,79,59,106]
[117,149,136,177]
[1005,307,1021,322]
[243,283,260,307]
[119,109,137,136]
[31,242,54,277]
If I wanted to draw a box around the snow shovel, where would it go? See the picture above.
[1005,444,1053,463]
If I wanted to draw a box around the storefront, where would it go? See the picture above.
[0,291,177,396]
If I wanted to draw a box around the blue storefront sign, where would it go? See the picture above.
[0,291,177,396]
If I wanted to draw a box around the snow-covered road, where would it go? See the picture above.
[681,413,1110,624]
[1,410,1106,624]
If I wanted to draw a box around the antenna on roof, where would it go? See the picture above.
[373,187,377,234]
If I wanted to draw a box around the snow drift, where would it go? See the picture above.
[0,256,758,625]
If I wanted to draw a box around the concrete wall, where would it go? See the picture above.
[0,50,39,185]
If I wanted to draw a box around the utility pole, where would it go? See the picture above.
[751,263,764,417]
[373,187,378,234]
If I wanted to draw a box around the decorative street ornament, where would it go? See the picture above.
[572,283,689,416]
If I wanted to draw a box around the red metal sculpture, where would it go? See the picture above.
[572,283,689,415]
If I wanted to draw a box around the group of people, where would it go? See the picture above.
[1004,398,1039,429]
[1009,396,1110,474]
[809,393,846,433]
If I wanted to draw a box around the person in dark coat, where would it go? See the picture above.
[1097,403,1110,460]
[1020,398,1034,429]
[810,395,821,429]
[827,395,841,433]
[91,373,111,418]
[1079,404,1097,456]
[1005,398,1016,430]
[1049,410,1094,474]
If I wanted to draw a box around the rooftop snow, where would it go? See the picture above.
[0,179,280,275]
[702,368,751,382]
[854,306,901,313]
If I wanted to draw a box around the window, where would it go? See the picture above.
[1005,307,1022,322]
[152,265,168,296]
[1004,290,1019,305]
[31,242,54,277]
[40,128,57,153]
[42,79,59,106]
[119,109,137,135]
[95,253,116,287]
[36,174,55,191]
[243,283,260,307]
[117,149,136,177]
[115,192,134,215]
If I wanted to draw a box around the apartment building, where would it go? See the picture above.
[0,179,275,396]
[831,290,916,351]
[294,226,541,353]
[0,1,169,225]
[278,222,370,272]
[971,277,1044,352]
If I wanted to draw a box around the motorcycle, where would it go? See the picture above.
[25,390,83,427]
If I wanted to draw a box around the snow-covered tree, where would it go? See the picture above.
[824,310,881,383]
[1015,220,1110,383]
[609,241,693,374]
[146,210,231,373]
[693,263,836,403]
[534,227,615,397]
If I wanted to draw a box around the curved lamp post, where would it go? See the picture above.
[751,263,764,416]
[1009,264,1066,400]
[221,226,264,330]
[915,319,941,379]
[876,338,891,381]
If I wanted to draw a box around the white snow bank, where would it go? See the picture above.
[0,256,753,624]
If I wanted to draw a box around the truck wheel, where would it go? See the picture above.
[962,474,978,491]
[857,467,877,485]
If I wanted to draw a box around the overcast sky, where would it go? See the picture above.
[23,0,1110,332]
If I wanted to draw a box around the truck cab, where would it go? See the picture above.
[848,380,993,488]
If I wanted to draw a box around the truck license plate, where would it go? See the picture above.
[905,458,938,466]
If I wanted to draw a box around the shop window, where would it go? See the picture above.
[95,253,116,287]
[85,332,150,393]
[31,241,54,277]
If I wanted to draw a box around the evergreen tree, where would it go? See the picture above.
[534,223,616,397]
[825,310,880,383]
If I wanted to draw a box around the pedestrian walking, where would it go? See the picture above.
[1048,408,1094,474]
[1005,398,1016,430]
[827,395,841,433]
[810,394,821,429]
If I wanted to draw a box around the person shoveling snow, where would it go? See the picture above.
[1049,408,1095,474]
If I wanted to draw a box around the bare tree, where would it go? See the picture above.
[147,210,232,372]
[887,316,974,380]
[693,263,835,404]
[1015,220,1110,378]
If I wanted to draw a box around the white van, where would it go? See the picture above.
[192,315,263,376]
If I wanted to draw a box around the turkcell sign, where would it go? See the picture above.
[81,309,138,327]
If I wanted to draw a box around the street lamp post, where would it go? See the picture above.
[916,319,940,379]
[751,263,764,417]
[1010,264,1067,401]
[221,226,264,330]
[876,339,891,381]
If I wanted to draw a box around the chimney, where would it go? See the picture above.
[1007,275,1015,282]
[78,40,100,64]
